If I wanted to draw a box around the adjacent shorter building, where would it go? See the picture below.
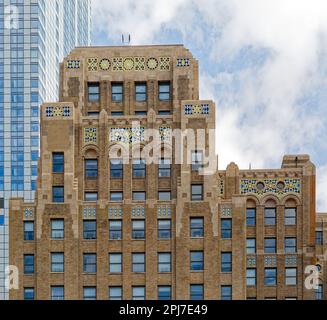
[9,45,320,300]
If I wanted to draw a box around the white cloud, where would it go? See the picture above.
[92,0,327,211]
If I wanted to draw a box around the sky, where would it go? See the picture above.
[91,0,327,211]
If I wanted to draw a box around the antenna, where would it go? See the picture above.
[122,34,131,45]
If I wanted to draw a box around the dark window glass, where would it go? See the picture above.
[52,152,64,173]
[158,191,171,201]
[110,160,123,178]
[24,254,34,274]
[84,192,98,202]
[24,288,35,300]
[316,284,323,300]
[133,192,146,201]
[246,269,256,286]
[135,83,147,102]
[112,83,123,102]
[190,251,204,271]
[109,287,122,300]
[265,208,276,225]
[88,83,100,102]
[133,159,146,178]
[285,208,296,225]
[158,286,171,300]
[221,219,232,239]
[83,254,97,273]
[83,220,97,240]
[191,151,203,171]
[285,268,297,285]
[135,111,147,116]
[264,238,277,253]
[191,184,203,201]
[85,159,98,178]
[159,81,170,101]
[24,221,34,241]
[316,231,323,245]
[132,220,145,239]
[158,110,171,115]
[111,111,124,116]
[221,252,232,272]
[190,218,204,238]
[158,220,171,239]
[265,268,277,286]
[246,208,256,226]
[52,186,64,203]
[109,220,122,240]
[221,286,232,300]
[246,238,256,254]
[110,192,123,202]
[190,285,203,300]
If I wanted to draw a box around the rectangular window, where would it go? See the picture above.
[221,286,232,300]
[112,83,123,102]
[132,220,145,240]
[158,110,171,115]
[133,159,146,178]
[246,238,256,254]
[110,192,123,202]
[84,287,96,300]
[52,152,64,173]
[132,253,145,272]
[264,238,277,253]
[83,253,97,273]
[24,221,34,241]
[191,184,203,201]
[221,252,232,273]
[246,208,256,226]
[221,219,232,239]
[135,82,147,102]
[316,284,323,300]
[83,220,97,240]
[84,192,98,202]
[158,286,171,300]
[158,81,170,101]
[132,286,145,300]
[109,287,122,300]
[110,160,123,178]
[109,253,122,273]
[158,220,171,240]
[190,284,203,300]
[24,288,35,300]
[316,231,323,245]
[190,251,204,271]
[24,254,34,274]
[158,191,171,201]
[158,159,171,177]
[51,219,64,239]
[51,286,64,300]
[190,218,204,238]
[265,208,276,225]
[133,192,146,201]
[111,111,124,116]
[246,269,256,286]
[52,186,64,203]
[285,237,297,253]
[264,268,277,286]
[109,220,122,240]
[135,111,147,116]
[191,150,203,171]
[158,253,171,273]
[85,159,98,178]
[285,208,296,225]
[88,83,100,102]
[285,268,297,285]
[51,253,64,273]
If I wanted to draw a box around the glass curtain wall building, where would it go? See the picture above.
[0,0,91,299]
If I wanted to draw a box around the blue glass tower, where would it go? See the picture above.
[0,0,91,299]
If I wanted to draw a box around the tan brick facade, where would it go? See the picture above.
[9,45,320,300]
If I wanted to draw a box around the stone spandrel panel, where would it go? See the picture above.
[240,178,301,197]
[43,103,74,120]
